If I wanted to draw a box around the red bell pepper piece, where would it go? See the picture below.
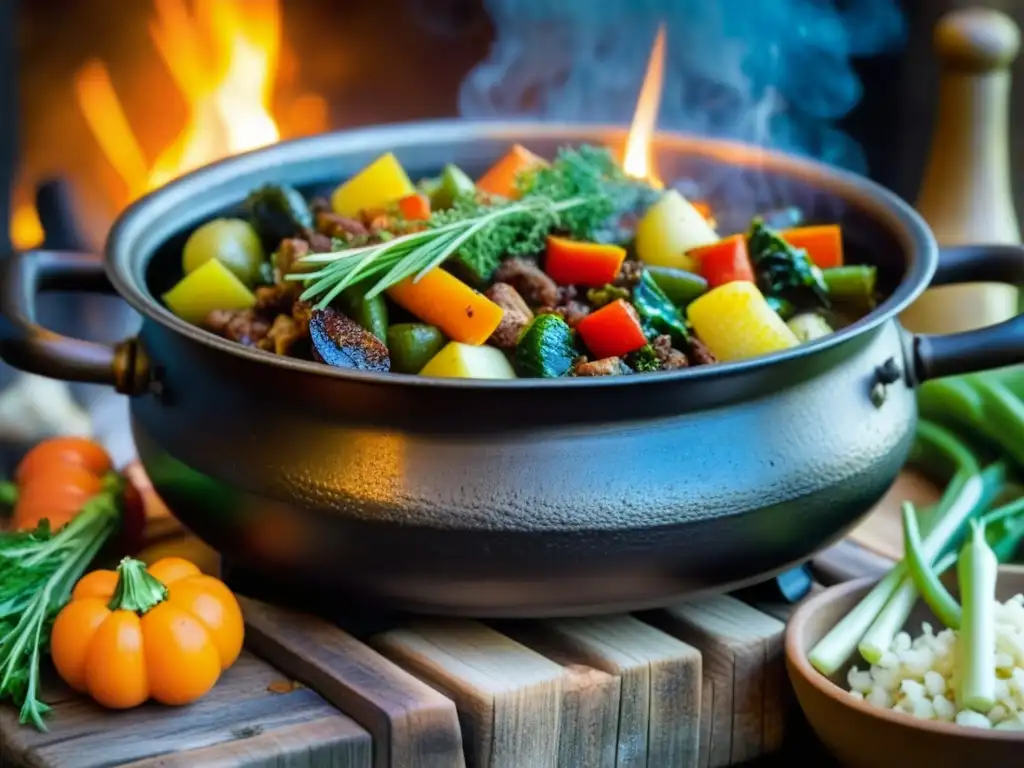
[544,236,627,287]
[689,235,755,288]
[780,225,844,268]
[576,299,648,359]
[398,193,431,221]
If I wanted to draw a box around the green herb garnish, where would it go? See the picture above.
[289,146,644,308]
[748,217,829,306]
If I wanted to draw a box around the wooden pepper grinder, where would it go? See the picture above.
[900,6,1022,335]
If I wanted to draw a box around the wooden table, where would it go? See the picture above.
[1,463,854,768]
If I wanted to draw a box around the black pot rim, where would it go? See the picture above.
[105,119,936,390]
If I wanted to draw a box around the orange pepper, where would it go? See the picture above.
[51,556,244,709]
[576,299,648,359]
[780,225,844,268]
[476,144,548,199]
[398,192,431,221]
[544,236,627,287]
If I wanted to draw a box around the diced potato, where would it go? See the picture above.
[787,313,834,343]
[162,258,256,325]
[330,152,415,217]
[418,342,517,379]
[686,281,799,362]
[635,190,719,271]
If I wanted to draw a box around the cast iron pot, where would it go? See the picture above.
[2,121,1023,617]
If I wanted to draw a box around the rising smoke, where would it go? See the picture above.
[458,0,906,173]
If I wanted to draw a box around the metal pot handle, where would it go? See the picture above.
[0,249,149,394]
[913,244,1024,381]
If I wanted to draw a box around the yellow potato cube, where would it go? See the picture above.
[330,152,416,218]
[635,189,719,271]
[419,342,517,379]
[686,281,799,362]
[162,258,256,325]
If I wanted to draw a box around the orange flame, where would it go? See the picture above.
[623,24,666,188]
[11,0,327,250]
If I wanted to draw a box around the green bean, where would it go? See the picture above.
[903,501,962,629]
[645,266,708,307]
[821,266,877,302]
[340,284,389,342]
[386,323,447,374]
[967,377,1024,468]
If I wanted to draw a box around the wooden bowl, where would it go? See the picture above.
[786,574,1024,768]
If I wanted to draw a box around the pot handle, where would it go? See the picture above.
[912,244,1024,381]
[0,249,149,394]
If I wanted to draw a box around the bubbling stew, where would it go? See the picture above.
[161,143,878,379]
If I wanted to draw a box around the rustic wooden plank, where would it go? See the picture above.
[0,652,371,768]
[118,716,370,767]
[644,597,787,768]
[506,615,701,768]
[370,619,563,768]
[494,624,620,768]
[242,597,465,768]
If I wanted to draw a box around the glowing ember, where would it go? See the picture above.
[11,0,326,251]
[623,24,666,188]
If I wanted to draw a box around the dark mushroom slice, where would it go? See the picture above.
[309,307,390,372]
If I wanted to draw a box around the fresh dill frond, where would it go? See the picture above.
[290,145,653,306]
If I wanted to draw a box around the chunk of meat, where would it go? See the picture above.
[274,237,310,278]
[614,260,644,289]
[301,229,335,253]
[202,309,271,347]
[652,334,689,370]
[316,211,369,240]
[260,314,309,356]
[494,258,559,308]
[309,307,390,372]
[688,336,718,366]
[575,357,626,376]
[255,283,300,316]
[485,282,534,349]
[537,300,591,328]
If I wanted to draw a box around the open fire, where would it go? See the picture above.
[11,1,674,253]
[11,0,327,251]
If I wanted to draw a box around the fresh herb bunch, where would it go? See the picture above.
[0,478,122,730]
[290,146,652,307]
[748,218,829,306]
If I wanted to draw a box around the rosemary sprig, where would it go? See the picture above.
[292,196,592,305]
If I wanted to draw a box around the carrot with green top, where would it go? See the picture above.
[387,268,504,345]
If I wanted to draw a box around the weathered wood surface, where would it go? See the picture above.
[1,461,810,768]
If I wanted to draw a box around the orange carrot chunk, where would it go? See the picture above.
[476,144,548,199]
[780,225,844,268]
[387,268,504,345]
[398,193,431,221]
[689,235,755,288]
[576,299,648,359]
[545,236,627,287]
